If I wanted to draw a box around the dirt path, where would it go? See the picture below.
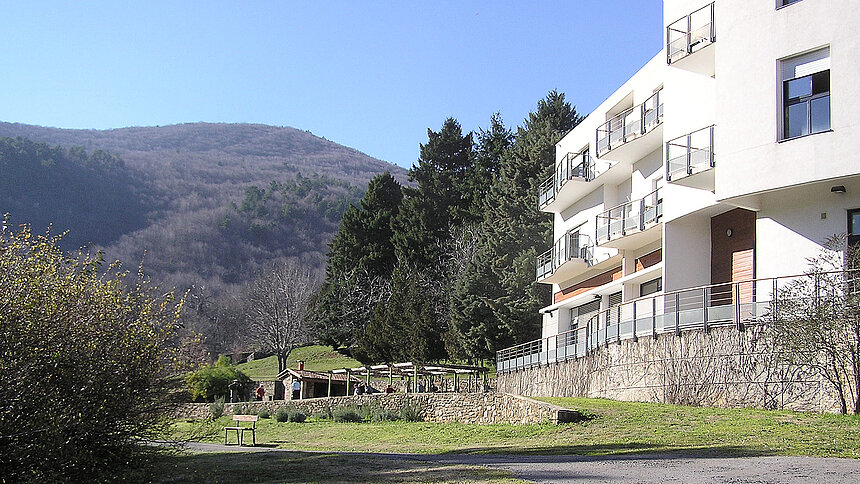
[179,442,860,483]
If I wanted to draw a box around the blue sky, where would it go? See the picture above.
[4,1,662,168]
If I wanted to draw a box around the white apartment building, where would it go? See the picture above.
[499,0,860,370]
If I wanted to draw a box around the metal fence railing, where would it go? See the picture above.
[498,270,859,373]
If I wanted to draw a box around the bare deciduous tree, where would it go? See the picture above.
[771,234,860,414]
[246,260,319,373]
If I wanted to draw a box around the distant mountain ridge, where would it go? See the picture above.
[0,121,409,290]
[0,121,404,181]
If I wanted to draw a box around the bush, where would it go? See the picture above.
[257,408,271,419]
[0,224,189,482]
[312,410,331,420]
[274,408,291,423]
[288,410,307,423]
[209,397,226,420]
[399,403,424,422]
[332,406,363,423]
[185,362,251,402]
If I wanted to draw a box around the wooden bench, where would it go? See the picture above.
[224,415,258,446]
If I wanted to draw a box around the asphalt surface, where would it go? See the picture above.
[179,442,860,483]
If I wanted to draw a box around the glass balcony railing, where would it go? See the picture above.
[666,126,714,182]
[535,231,594,281]
[538,149,593,208]
[596,187,663,244]
[667,2,715,65]
[596,90,663,157]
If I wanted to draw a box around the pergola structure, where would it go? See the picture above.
[327,362,488,397]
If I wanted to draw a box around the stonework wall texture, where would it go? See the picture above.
[175,392,574,424]
[497,326,840,413]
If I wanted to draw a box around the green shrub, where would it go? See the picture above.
[332,406,363,423]
[257,408,271,419]
[289,410,307,423]
[274,408,291,423]
[185,362,251,402]
[312,410,331,420]
[209,397,226,420]
[399,403,423,422]
[0,224,187,482]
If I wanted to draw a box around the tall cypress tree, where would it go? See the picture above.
[451,91,581,359]
[312,172,403,350]
[392,118,475,269]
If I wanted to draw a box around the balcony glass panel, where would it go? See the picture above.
[667,3,715,64]
[538,149,592,208]
[596,90,663,157]
[535,231,594,281]
[538,176,555,207]
[596,187,662,244]
[666,126,715,182]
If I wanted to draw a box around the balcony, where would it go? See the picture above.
[596,187,663,249]
[667,3,715,75]
[538,149,617,213]
[666,125,715,191]
[536,231,594,284]
[596,90,663,163]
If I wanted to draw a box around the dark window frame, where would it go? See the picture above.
[783,69,830,140]
[640,277,663,297]
[777,0,803,9]
[849,208,860,248]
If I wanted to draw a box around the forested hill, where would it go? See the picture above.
[0,122,407,292]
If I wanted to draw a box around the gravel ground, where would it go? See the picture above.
[179,442,860,483]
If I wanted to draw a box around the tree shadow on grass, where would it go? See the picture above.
[149,450,515,483]
[441,442,780,460]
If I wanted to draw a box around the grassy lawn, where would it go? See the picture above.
[174,397,860,458]
[145,451,524,484]
[236,346,361,380]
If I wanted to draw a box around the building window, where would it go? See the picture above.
[778,0,803,7]
[849,208,860,248]
[640,278,663,297]
[781,48,830,140]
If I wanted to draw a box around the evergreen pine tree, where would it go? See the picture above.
[451,91,581,359]
[392,118,475,269]
[312,172,403,350]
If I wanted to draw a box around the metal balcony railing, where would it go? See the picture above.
[666,126,715,182]
[499,270,860,373]
[538,150,593,208]
[667,2,715,65]
[596,90,663,156]
[596,187,663,244]
[535,231,594,281]
[538,176,555,208]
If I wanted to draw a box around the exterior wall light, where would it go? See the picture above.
[726,228,733,237]
[831,185,846,193]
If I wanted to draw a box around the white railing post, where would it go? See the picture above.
[632,301,638,342]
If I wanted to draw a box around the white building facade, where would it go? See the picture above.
[498,0,860,371]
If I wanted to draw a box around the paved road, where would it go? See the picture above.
[179,442,860,483]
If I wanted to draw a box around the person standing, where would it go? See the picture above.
[292,379,301,400]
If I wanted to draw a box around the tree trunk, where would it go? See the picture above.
[277,353,287,373]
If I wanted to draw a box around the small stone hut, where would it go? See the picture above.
[277,361,361,399]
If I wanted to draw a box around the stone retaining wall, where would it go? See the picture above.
[497,326,840,413]
[175,392,580,424]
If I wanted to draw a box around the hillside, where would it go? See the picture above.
[0,122,408,290]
